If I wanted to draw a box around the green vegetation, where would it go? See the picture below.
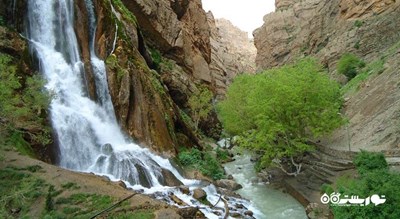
[0,166,47,218]
[61,182,80,190]
[341,58,385,95]
[337,53,365,80]
[218,58,343,175]
[188,86,213,132]
[178,148,225,180]
[330,151,400,218]
[148,47,176,72]
[354,41,361,49]
[149,47,162,71]
[111,0,137,24]
[0,166,154,218]
[0,16,4,26]
[106,54,128,82]
[215,147,231,163]
[354,20,363,28]
[0,53,51,155]
[353,150,388,175]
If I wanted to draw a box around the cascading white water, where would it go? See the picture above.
[26,0,261,218]
[27,0,173,189]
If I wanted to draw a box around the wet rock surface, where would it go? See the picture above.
[215,179,243,191]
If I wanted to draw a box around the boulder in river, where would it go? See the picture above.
[160,168,183,186]
[215,179,243,191]
[192,188,207,200]
[178,185,190,195]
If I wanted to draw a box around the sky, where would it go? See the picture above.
[202,0,276,38]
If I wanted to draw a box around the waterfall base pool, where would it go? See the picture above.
[224,152,308,219]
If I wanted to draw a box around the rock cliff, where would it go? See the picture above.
[207,14,256,98]
[254,0,400,151]
[255,0,399,73]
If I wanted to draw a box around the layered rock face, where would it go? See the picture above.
[88,0,202,156]
[255,0,400,73]
[207,14,256,98]
[254,0,400,151]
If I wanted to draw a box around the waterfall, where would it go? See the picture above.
[26,1,258,218]
[27,0,169,188]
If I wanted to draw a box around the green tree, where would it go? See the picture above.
[188,86,213,132]
[218,58,344,175]
[337,53,365,80]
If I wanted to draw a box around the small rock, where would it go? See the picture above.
[155,209,181,219]
[227,174,234,180]
[117,180,127,189]
[244,210,253,216]
[212,210,222,216]
[170,194,187,206]
[100,175,111,182]
[134,189,145,193]
[235,203,245,209]
[177,206,202,218]
[178,185,190,195]
[192,188,207,200]
[11,208,21,214]
[230,212,241,217]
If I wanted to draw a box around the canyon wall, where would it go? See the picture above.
[255,0,399,74]
[254,0,400,151]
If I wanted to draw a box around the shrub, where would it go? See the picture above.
[178,148,225,180]
[354,20,363,28]
[337,53,365,79]
[353,150,387,175]
[178,148,202,166]
[216,147,230,162]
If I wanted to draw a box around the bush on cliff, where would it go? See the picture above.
[337,53,365,80]
[217,58,344,175]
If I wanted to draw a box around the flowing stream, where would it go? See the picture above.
[224,152,307,219]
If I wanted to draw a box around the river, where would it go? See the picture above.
[224,152,308,219]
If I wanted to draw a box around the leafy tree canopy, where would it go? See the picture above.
[217,58,344,172]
